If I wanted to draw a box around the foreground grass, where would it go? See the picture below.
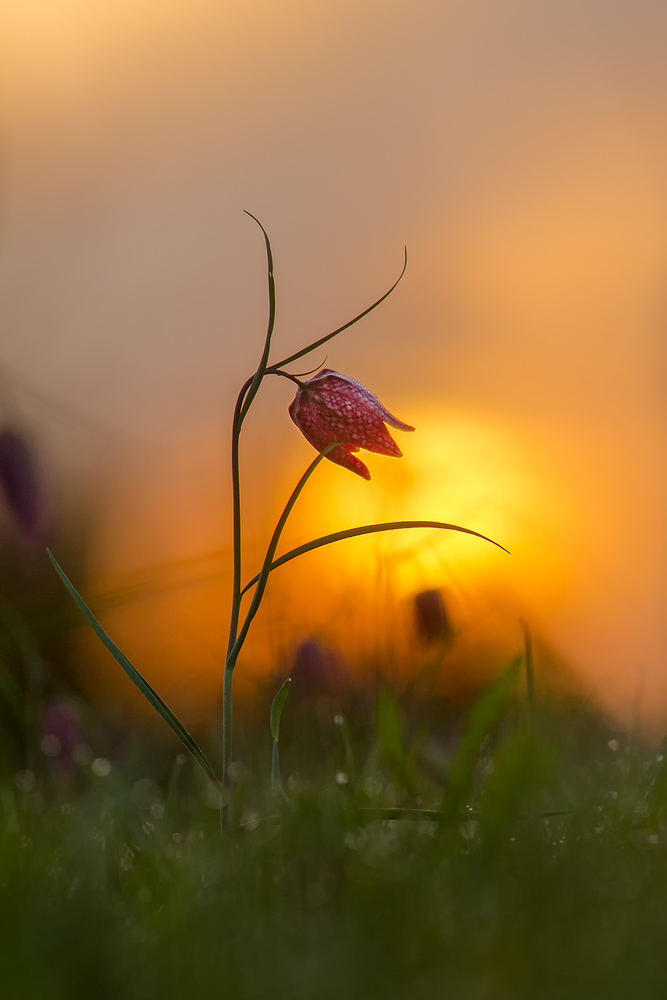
[2,686,667,1000]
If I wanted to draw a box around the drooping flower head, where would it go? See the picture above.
[288,369,414,480]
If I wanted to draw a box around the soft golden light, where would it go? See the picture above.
[2,0,667,729]
[301,410,571,589]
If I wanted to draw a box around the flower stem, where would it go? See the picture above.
[223,376,252,785]
[222,371,320,783]
[227,446,336,667]
[222,652,236,784]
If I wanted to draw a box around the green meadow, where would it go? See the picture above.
[3,662,667,1000]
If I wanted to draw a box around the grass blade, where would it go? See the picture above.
[240,520,509,596]
[229,443,341,662]
[446,656,522,811]
[270,248,407,370]
[270,677,291,742]
[47,549,220,787]
[270,677,291,799]
[240,213,276,422]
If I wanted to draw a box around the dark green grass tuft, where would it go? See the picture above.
[2,678,667,1000]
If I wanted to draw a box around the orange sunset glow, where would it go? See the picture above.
[1,0,666,730]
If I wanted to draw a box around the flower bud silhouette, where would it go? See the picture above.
[288,369,414,479]
[0,428,44,540]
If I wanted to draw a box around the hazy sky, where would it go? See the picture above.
[1,0,667,726]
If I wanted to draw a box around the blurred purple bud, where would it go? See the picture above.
[291,639,347,696]
[414,589,453,644]
[0,429,45,540]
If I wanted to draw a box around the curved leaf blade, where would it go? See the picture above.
[270,677,291,741]
[240,213,277,422]
[271,248,408,370]
[228,442,341,663]
[240,520,509,596]
[47,549,220,787]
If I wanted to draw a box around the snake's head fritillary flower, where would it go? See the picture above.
[288,369,415,480]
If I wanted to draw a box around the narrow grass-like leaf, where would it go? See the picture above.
[521,619,536,719]
[270,248,407,371]
[47,549,220,787]
[229,443,340,663]
[334,714,358,784]
[270,677,291,741]
[446,656,521,811]
[481,731,558,831]
[240,214,276,422]
[376,687,405,771]
[240,520,509,596]
[226,374,254,660]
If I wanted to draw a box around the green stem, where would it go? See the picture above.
[228,445,337,667]
[222,216,277,784]
[226,377,253,661]
[222,653,236,783]
[271,740,283,797]
[222,377,252,785]
[223,443,334,783]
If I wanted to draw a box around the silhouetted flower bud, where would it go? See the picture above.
[414,588,453,644]
[0,429,44,540]
[291,638,347,695]
[289,369,414,480]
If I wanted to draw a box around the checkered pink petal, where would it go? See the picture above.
[288,369,414,480]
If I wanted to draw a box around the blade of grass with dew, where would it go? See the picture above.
[47,549,220,787]
[334,714,358,785]
[270,677,290,798]
[240,520,509,596]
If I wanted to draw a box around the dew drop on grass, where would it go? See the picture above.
[131,778,161,810]
[240,812,260,831]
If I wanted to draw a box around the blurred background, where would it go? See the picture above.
[0,0,666,735]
